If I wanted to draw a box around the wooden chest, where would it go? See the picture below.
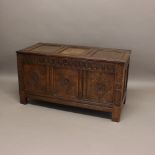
[16,43,131,122]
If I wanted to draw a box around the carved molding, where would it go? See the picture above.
[22,55,115,74]
[114,64,124,106]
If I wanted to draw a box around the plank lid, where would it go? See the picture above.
[17,43,131,63]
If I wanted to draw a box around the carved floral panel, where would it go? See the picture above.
[51,67,79,100]
[23,64,47,93]
[84,70,115,106]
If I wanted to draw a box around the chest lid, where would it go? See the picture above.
[17,43,131,63]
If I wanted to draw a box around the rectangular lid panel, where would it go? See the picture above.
[30,45,64,54]
[91,49,130,62]
[58,47,91,57]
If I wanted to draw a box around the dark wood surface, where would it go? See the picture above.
[17,43,131,122]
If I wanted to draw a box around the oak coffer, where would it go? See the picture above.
[16,43,131,122]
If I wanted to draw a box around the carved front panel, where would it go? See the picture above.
[23,64,47,93]
[50,67,79,100]
[83,70,115,106]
